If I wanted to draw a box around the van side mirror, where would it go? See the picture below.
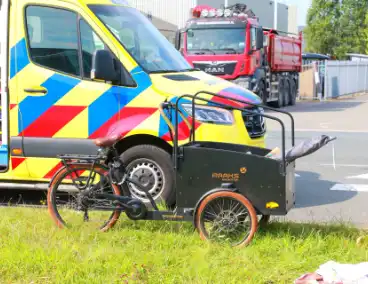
[91,50,118,82]
[256,28,264,50]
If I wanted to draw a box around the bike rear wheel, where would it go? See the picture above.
[47,164,122,231]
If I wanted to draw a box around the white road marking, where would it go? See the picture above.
[330,184,368,192]
[320,123,332,129]
[295,173,300,177]
[346,173,368,180]
[295,129,368,133]
[320,163,368,168]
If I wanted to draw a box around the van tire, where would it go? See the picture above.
[120,145,176,208]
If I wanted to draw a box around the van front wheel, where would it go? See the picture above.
[120,145,175,208]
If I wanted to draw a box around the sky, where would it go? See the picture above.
[282,0,312,26]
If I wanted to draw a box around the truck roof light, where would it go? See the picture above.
[216,9,224,17]
[192,9,201,18]
[201,9,209,17]
[224,9,232,17]
[208,9,216,17]
[238,12,248,19]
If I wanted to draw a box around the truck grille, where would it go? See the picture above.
[242,108,266,139]
[192,61,237,76]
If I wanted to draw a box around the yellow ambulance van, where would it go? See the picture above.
[0,0,266,206]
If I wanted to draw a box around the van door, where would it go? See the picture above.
[0,0,10,173]
[17,2,123,179]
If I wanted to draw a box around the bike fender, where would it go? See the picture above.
[48,165,67,188]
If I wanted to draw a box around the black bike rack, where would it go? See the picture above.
[160,91,296,175]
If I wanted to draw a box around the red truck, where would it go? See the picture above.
[175,3,302,108]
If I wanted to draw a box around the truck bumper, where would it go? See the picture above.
[231,76,259,93]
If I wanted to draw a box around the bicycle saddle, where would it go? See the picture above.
[94,134,120,148]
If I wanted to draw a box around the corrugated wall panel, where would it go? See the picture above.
[227,0,288,32]
[127,0,291,31]
[197,0,224,8]
[128,0,197,28]
[288,5,298,34]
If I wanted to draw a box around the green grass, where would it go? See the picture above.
[0,207,367,284]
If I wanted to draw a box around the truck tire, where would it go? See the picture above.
[120,144,176,208]
[272,78,284,108]
[289,79,297,106]
[258,80,267,104]
[284,78,290,106]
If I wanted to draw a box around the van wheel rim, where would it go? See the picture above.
[126,159,165,201]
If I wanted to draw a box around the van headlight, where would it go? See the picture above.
[182,104,234,125]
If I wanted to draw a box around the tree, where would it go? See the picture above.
[366,12,368,54]
[338,0,368,55]
[305,0,368,59]
[304,0,342,57]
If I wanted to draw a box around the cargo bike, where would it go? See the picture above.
[47,92,335,247]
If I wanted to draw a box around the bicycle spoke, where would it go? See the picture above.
[49,165,122,230]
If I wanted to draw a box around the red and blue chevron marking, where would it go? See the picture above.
[88,67,152,138]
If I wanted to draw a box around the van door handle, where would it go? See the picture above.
[24,86,48,95]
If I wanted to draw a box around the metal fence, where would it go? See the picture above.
[324,61,368,99]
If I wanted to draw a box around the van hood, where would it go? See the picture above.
[149,71,262,108]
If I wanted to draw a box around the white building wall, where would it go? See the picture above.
[288,5,298,34]
[128,0,198,29]
[128,0,294,31]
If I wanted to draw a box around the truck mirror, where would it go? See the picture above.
[91,50,118,83]
[175,30,181,50]
[256,28,264,50]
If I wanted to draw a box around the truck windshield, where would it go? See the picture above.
[187,28,246,55]
[88,5,192,73]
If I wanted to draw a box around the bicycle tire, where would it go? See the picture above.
[47,163,122,232]
[195,191,258,248]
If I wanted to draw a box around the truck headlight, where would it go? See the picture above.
[182,104,234,125]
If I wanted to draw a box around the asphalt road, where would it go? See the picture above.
[265,94,368,227]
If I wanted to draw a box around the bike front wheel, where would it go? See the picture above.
[47,164,122,232]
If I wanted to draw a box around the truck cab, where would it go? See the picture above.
[0,0,266,206]
[176,4,302,109]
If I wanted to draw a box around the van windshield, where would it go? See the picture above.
[88,5,192,73]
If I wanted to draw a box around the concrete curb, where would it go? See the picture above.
[297,92,368,102]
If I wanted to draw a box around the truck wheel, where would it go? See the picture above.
[284,78,290,106]
[273,79,284,108]
[258,81,267,104]
[289,79,297,106]
[120,145,176,208]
